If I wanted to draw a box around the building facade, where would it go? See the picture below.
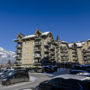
[14,30,55,66]
[14,30,90,66]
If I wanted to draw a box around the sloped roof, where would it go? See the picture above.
[42,32,50,35]
[22,31,50,39]
[69,43,73,48]
[69,42,85,48]
[23,35,36,39]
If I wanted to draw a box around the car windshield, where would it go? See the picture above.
[7,70,16,76]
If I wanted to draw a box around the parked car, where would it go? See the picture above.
[69,65,88,74]
[34,67,44,73]
[1,69,29,85]
[35,74,90,90]
[85,65,90,72]
[43,65,57,73]
[0,69,9,79]
[0,69,15,79]
[52,65,58,72]
[0,69,4,76]
[69,70,85,74]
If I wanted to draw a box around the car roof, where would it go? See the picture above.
[54,74,90,81]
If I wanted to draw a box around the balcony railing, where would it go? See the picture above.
[16,50,22,54]
[34,42,41,46]
[16,56,21,60]
[15,61,21,66]
[48,41,51,44]
[44,44,49,47]
[35,37,41,40]
[34,55,41,59]
[50,57,55,60]
[73,59,78,61]
[82,50,87,53]
[50,52,55,55]
[34,48,41,52]
[50,47,55,51]
[72,52,77,54]
[73,54,77,57]
[44,55,48,57]
[44,49,49,53]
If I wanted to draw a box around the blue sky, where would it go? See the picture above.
[0,0,90,51]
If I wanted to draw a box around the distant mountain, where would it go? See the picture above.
[0,47,16,65]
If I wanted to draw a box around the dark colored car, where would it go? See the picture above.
[35,74,90,90]
[85,65,90,72]
[0,69,7,75]
[43,65,57,73]
[69,65,88,74]
[1,69,29,85]
[69,70,85,74]
[52,65,58,72]
[34,67,44,73]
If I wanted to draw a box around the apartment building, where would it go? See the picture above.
[14,30,55,66]
[69,40,90,64]
[81,40,90,64]
[55,40,69,63]
[14,30,90,66]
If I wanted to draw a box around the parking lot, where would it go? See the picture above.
[0,73,51,90]
[0,68,69,90]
